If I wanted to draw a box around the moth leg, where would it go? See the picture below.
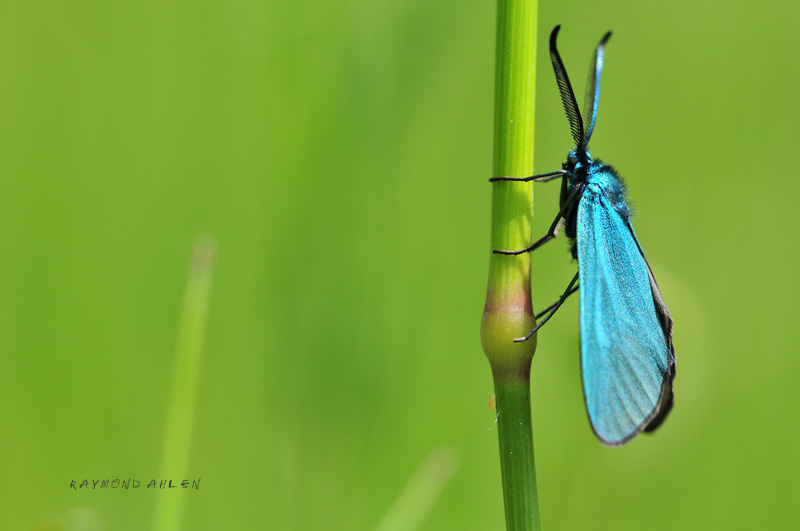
[493,213,563,256]
[493,182,583,256]
[514,272,579,343]
[535,283,579,319]
[489,169,566,183]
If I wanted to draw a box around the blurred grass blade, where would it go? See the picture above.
[374,446,460,531]
[152,236,217,531]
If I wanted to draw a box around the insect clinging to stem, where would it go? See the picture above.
[490,26,676,446]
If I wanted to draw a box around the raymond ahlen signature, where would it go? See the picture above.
[69,478,201,490]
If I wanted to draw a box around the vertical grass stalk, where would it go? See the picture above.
[480,0,540,529]
[152,236,217,531]
[374,446,460,531]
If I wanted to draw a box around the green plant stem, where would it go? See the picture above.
[152,236,217,531]
[480,0,540,529]
[492,376,539,529]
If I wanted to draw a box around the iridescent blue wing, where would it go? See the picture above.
[576,181,674,446]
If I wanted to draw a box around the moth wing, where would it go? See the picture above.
[577,186,674,446]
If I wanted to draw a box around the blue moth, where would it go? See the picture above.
[491,26,676,446]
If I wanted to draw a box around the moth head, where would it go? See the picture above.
[564,148,591,176]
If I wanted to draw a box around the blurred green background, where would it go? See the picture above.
[1,0,797,529]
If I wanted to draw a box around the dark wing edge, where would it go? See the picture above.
[624,219,677,434]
